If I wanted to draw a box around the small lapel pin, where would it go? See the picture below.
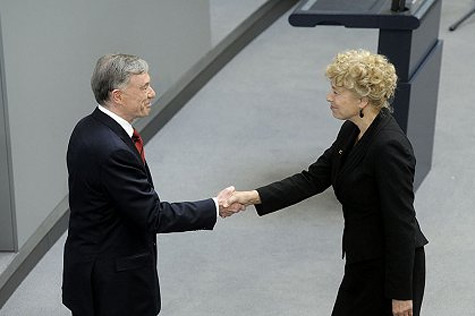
[338,149,343,155]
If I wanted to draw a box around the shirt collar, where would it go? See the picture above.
[97,105,134,137]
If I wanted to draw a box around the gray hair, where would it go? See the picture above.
[91,53,149,105]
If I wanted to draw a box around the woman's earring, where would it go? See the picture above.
[359,109,364,118]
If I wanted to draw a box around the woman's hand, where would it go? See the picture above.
[392,299,413,316]
[226,190,261,207]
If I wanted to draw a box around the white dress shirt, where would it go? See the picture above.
[98,105,134,137]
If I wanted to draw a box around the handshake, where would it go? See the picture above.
[216,186,261,218]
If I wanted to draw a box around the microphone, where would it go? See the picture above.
[391,0,407,12]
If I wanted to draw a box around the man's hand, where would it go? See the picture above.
[392,299,413,316]
[217,186,246,218]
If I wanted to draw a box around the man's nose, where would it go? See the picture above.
[149,87,156,99]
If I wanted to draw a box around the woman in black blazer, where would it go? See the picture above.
[226,50,428,316]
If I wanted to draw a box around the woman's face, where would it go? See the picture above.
[326,85,363,121]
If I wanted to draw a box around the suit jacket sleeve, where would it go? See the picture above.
[255,144,334,216]
[374,137,417,300]
[100,148,216,234]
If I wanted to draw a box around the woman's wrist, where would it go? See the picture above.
[249,190,261,205]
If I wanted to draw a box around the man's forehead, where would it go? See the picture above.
[130,72,151,85]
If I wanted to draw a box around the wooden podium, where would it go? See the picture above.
[289,0,443,189]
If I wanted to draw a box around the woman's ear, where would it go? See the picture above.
[359,96,370,109]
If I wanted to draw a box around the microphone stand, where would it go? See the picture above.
[449,1,475,31]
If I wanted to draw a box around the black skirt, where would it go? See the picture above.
[331,247,425,316]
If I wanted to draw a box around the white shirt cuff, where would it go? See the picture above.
[212,197,219,220]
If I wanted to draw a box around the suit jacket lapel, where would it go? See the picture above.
[91,108,154,185]
[332,123,359,186]
[334,110,391,188]
[144,162,154,188]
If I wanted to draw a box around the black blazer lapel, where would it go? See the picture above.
[332,123,358,182]
[334,110,392,189]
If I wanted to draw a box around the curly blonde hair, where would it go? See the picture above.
[325,50,397,110]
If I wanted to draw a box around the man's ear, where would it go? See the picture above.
[110,89,122,104]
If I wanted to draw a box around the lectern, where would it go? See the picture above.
[289,0,443,189]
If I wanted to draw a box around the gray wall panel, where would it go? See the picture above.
[0,16,16,251]
[0,0,211,249]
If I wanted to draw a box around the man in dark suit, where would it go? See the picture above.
[62,53,243,316]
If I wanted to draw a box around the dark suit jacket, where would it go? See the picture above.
[255,109,428,300]
[62,108,217,316]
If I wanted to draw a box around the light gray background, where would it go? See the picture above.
[2,0,475,315]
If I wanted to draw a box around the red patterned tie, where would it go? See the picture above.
[132,129,146,164]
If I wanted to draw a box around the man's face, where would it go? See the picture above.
[118,72,156,122]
